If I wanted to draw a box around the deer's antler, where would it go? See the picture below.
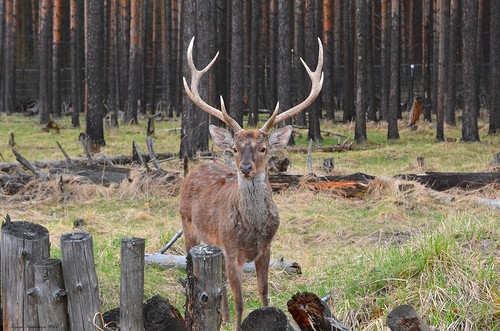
[183,37,243,133]
[260,38,324,133]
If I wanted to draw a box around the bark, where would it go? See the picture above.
[306,0,322,141]
[490,0,500,134]
[39,0,51,123]
[436,0,449,141]
[70,0,82,128]
[161,0,172,116]
[86,0,106,150]
[52,0,62,118]
[380,0,391,121]
[333,0,342,118]
[322,0,334,121]
[149,0,159,114]
[445,0,459,126]
[124,0,140,125]
[230,0,244,126]
[0,0,4,113]
[247,0,261,127]
[277,0,292,126]
[388,0,400,140]
[365,0,376,122]
[355,0,369,144]
[107,0,120,127]
[294,0,306,126]
[342,0,355,123]
[268,0,278,113]
[422,0,433,122]
[119,0,130,111]
[461,0,480,141]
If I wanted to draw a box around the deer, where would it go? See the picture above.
[179,36,323,330]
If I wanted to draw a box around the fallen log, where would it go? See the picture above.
[49,164,132,186]
[396,172,500,191]
[145,253,301,274]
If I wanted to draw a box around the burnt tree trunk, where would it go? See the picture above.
[422,0,433,122]
[445,0,459,126]
[355,0,369,144]
[294,0,306,126]
[185,245,225,331]
[39,0,51,123]
[230,0,244,126]
[380,0,391,121]
[119,0,130,111]
[342,0,355,123]
[70,0,82,128]
[436,0,449,141]
[388,0,400,140]
[490,0,500,134]
[60,232,103,330]
[306,0,322,141]
[322,0,334,121]
[52,0,62,118]
[277,0,292,127]
[247,0,261,127]
[1,219,50,331]
[125,0,140,124]
[107,0,120,127]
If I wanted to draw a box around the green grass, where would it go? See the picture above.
[1,113,499,330]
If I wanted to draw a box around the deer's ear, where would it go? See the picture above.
[268,125,292,149]
[209,125,234,150]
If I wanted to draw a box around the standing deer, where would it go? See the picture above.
[180,36,323,330]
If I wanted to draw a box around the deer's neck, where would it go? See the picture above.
[237,171,274,222]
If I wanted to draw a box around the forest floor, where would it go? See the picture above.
[0,112,499,330]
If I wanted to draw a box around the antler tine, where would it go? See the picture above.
[260,38,324,133]
[183,37,242,132]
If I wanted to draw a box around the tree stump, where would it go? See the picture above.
[32,258,69,330]
[120,237,146,331]
[60,232,103,330]
[1,218,50,331]
[241,307,294,331]
[185,245,225,331]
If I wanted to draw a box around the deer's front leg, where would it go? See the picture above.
[226,257,244,330]
[254,245,271,307]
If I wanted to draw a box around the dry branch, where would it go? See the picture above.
[396,172,500,191]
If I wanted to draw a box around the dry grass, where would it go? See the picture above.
[0,113,499,330]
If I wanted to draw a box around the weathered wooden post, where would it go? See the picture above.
[120,237,146,331]
[32,258,69,330]
[185,245,225,331]
[1,217,50,331]
[60,232,103,330]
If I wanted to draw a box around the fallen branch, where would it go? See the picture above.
[395,172,500,191]
[144,253,301,274]
[11,148,48,179]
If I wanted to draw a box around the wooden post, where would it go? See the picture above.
[1,218,50,331]
[32,258,69,330]
[120,237,146,331]
[60,232,103,330]
[185,245,225,331]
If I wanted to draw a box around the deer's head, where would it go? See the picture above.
[183,37,323,179]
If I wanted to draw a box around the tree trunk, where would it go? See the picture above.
[107,0,120,127]
[119,0,130,111]
[70,0,82,128]
[445,0,459,126]
[461,0,480,141]
[342,0,355,123]
[489,0,500,134]
[277,0,292,126]
[294,0,306,126]
[306,0,322,141]
[5,0,18,115]
[125,0,140,125]
[39,0,51,123]
[365,0,376,122]
[322,0,334,121]
[52,0,62,118]
[388,0,400,140]
[436,0,449,141]
[268,0,278,114]
[149,0,159,114]
[230,0,244,126]
[333,0,342,119]
[380,0,390,121]
[422,0,433,122]
[355,0,369,144]
[161,0,172,116]
[0,0,5,113]
[247,0,261,127]
[86,0,106,150]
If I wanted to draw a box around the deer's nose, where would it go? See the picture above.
[239,162,253,175]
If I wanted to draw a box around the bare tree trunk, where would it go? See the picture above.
[161,0,171,116]
[490,0,500,134]
[86,0,106,151]
[461,0,480,141]
[342,0,355,123]
[436,0,449,142]
[278,0,292,126]
[422,0,433,121]
[387,0,400,140]
[247,0,260,127]
[39,0,51,123]
[125,0,140,125]
[333,0,342,119]
[230,0,244,126]
[294,0,306,126]
[0,0,5,113]
[355,0,369,144]
[107,0,120,127]
[4,0,18,115]
[322,0,334,121]
[268,0,278,113]
[432,0,439,120]
[365,0,376,122]
[445,0,459,126]
[119,0,130,111]
[306,0,322,141]
[149,0,159,114]
[380,0,390,121]
[70,0,83,128]
[52,0,62,118]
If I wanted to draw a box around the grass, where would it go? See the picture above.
[0,112,499,330]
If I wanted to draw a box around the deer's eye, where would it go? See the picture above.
[260,147,267,153]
